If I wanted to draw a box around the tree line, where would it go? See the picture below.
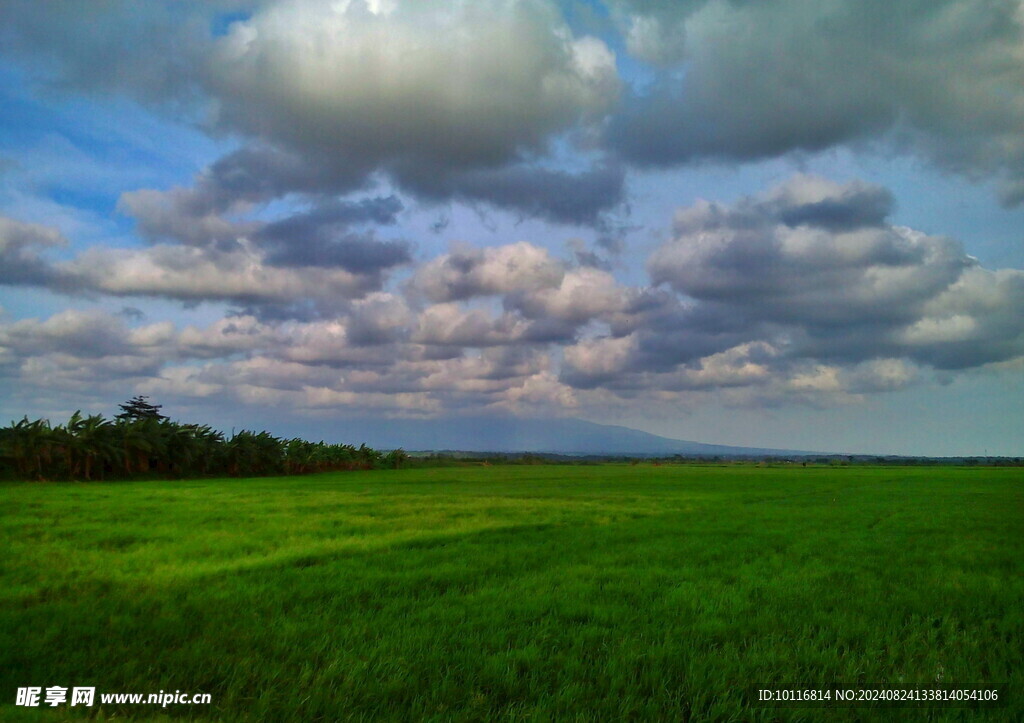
[0,396,407,481]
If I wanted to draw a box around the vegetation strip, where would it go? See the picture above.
[0,397,406,481]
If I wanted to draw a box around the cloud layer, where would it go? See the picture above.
[2,176,1021,422]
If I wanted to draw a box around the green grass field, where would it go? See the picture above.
[1,465,1021,721]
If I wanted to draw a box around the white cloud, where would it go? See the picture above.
[62,241,379,307]
[513,267,631,322]
[411,241,565,302]
[208,0,618,173]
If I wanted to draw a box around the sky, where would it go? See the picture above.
[0,0,1022,456]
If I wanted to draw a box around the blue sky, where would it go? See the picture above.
[1,0,1022,455]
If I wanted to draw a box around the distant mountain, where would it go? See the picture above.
[305,417,818,457]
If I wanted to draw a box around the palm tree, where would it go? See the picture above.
[384,449,408,469]
[2,417,57,480]
[116,419,151,477]
[183,424,225,476]
[63,412,118,480]
[126,417,168,476]
[284,438,314,475]
[355,443,382,470]
[163,422,201,478]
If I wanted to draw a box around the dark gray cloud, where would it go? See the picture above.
[651,177,971,328]
[255,197,410,273]
[607,0,1024,206]
[567,238,612,270]
[109,190,409,316]
[204,145,368,205]
[7,0,1024,219]
[341,293,413,347]
[117,186,252,247]
[0,216,67,286]
[559,175,1024,394]
[398,162,626,227]
[117,179,409,312]
[119,307,146,321]
[645,176,1024,370]
[772,184,894,232]
[261,233,410,274]
[117,147,376,247]
[628,301,766,372]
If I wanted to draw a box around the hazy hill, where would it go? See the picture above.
[311,417,816,457]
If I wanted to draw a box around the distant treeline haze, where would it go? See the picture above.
[0,396,406,481]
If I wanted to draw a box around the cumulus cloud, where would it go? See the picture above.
[511,267,632,323]
[118,154,403,243]
[0,309,133,359]
[0,216,68,286]
[407,254,637,348]
[341,292,414,346]
[410,242,565,303]
[208,1,617,170]
[117,186,256,247]
[65,186,412,318]
[4,0,625,225]
[561,334,639,388]
[8,0,1024,219]
[62,241,382,309]
[646,176,1024,370]
[198,0,622,220]
[114,176,411,315]
[412,304,531,348]
[607,0,1024,205]
[896,267,1024,369]
[113,190,411,310]
[761,176,895,232]
[554,175,1023,404]
[202,145,370,206]
[255,197,409,272]
[651,213,968,328]
[398,162,626,227]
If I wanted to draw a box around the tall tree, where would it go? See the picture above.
[115,396,167,423]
